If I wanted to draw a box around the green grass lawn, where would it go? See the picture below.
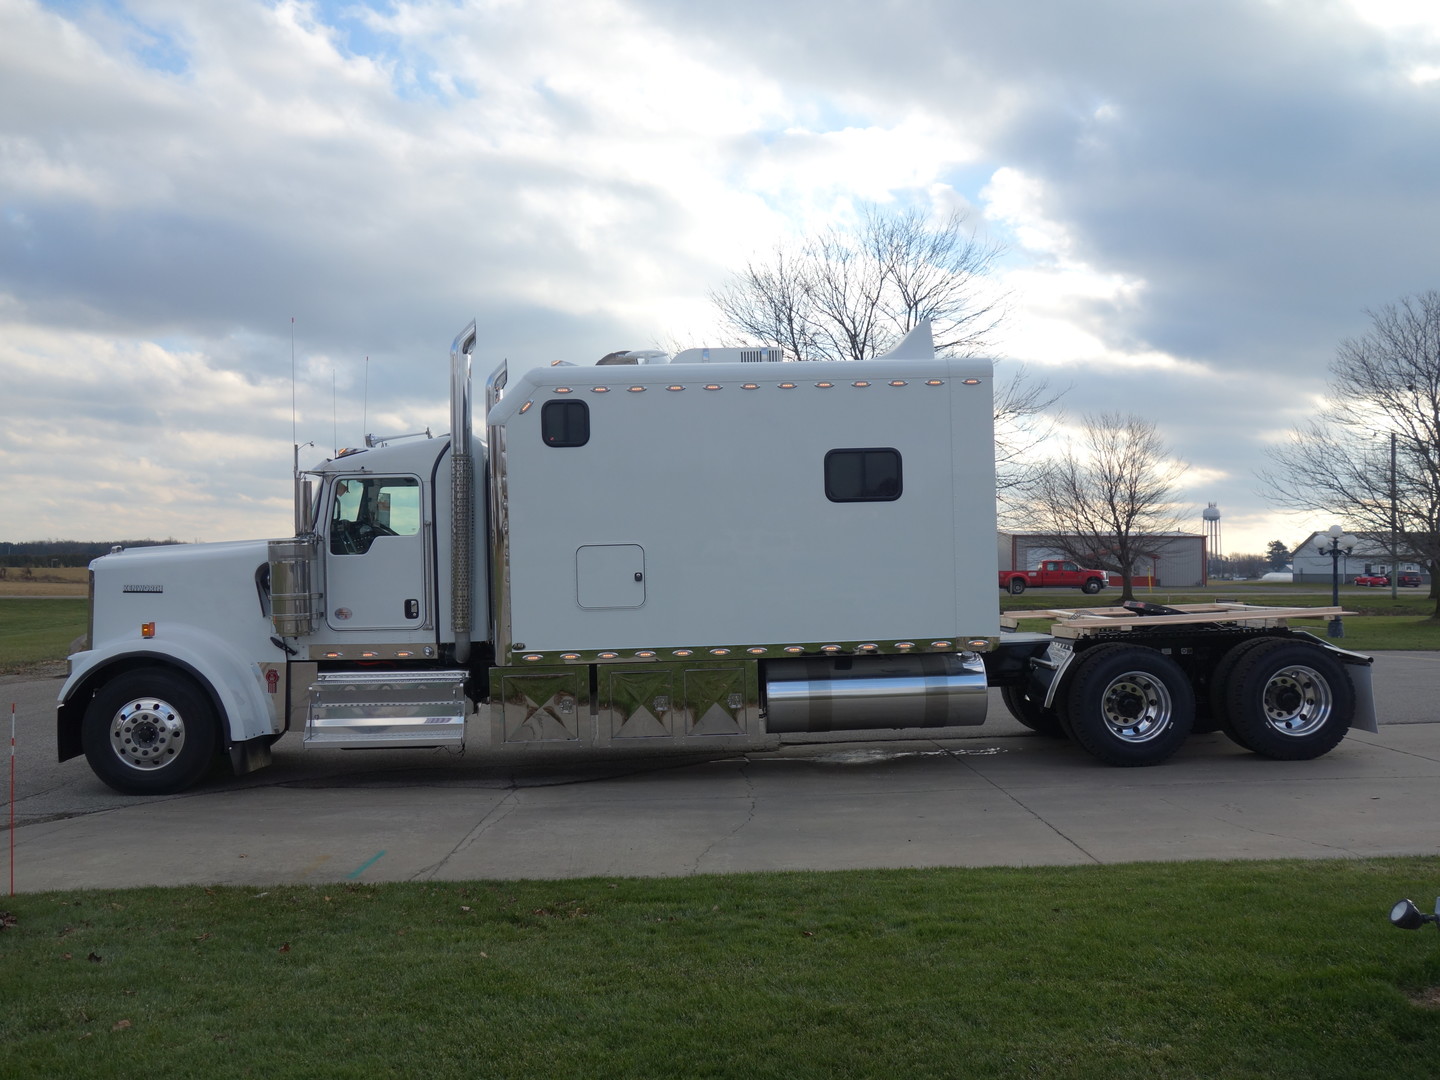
[2,860,1438,1079]
[0,599,86,673]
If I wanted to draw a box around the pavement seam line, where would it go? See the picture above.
[408,788,522,881]
[689,756,757,875]
[938,741,1102,864]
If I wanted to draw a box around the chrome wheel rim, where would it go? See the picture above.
[1100,672,1173,743]
[109,697,186,771]
[1260,665,1332,737]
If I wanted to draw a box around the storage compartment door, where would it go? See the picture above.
[576,544,646,609]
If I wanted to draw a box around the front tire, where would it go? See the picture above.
[1062,643,1194,766]
[81,668,220,795]
[1082,578,1103,595]
[1008,578,1026,595]
[1220,640,1354,760]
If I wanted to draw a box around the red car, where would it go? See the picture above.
[1353,574,1389,587]
[1398,572,1422,587]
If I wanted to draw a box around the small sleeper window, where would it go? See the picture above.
[542,400,589,447]
[825,448,902,502]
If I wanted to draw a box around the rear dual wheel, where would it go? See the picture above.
[1215,638,1354,760]
[1061,643,1194,766]
[1000,684,1067,738]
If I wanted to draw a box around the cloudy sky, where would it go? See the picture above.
[3,0,1438,557]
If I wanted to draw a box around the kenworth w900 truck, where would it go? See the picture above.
[58,322,1375,794]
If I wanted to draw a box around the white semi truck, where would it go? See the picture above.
[58,322,1376,794]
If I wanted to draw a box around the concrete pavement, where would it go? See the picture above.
[4,653,1439,893]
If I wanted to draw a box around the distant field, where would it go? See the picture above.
[0,598,88,673]
[0,566,88,597]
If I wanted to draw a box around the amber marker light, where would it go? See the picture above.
[627,386,646,393]
[553,387,573,394]
[784,646,805,654]
[925,379,944,386]
[703,384,722,391]
[710,648,731,656]
[962,378,981,385]
[561,653,581,661]
[523,654,544,662]
[673,649,694,657]
[140,622,155,638]
[778,382,798,389]
[815,381,834,389]
[931,640,953,649]
[747,647,767,655]
[518,400,533,414]
[821,644,842,654]
[636,651,657,658]
[742,383,759,390]
[889,380,908,387]
[590,386,610,393]
[852,380,871,388]
[666,385,685,392]
[598,652,619,659]
[895,642,915,650]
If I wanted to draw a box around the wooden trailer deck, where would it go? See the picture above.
[999,602,1353,639]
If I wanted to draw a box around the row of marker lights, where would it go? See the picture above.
[517,377,981,411]
[520,639,986,663]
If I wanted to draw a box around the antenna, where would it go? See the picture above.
[363,355,369,441]
[290,316,296,449]
[332,369,338,456]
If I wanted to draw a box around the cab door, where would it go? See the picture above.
[324,474,428,631]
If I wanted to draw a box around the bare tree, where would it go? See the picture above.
[1261,291,1440,618]
[711,205,1003,363]
[712,204,1060,505]
[1031,413,1190,602]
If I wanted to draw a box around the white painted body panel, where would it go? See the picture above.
[63,540,284,741]
[487,356,998,655]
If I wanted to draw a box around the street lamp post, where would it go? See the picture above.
[1316,525,1357,638]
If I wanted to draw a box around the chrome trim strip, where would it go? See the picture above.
[504,637,998,666]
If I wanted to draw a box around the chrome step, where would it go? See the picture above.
[304,669,468,749]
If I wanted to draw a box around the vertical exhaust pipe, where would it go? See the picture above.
[450,322,478,665]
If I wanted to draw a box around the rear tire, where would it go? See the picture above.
[1221,639,1354,760]
[1000,684,1066,738]
[1206,636,1285,748]
[81,668,220,795]
[1062,643,1194,766]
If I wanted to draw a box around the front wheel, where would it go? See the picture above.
[1062,643,1194,766]
[1220,640,1354,760]
[81,668,220,795]
[1081,578,1103,595]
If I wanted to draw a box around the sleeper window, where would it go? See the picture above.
[825,448,902,502]
[542,400,589,447]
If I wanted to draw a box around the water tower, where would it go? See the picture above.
[1203,503,1222,561]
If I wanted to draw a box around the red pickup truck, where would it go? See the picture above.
[999,560,1108,595]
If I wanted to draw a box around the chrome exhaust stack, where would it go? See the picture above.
[449,322,478,666]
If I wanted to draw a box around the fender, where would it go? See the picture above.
[57,629,282,762]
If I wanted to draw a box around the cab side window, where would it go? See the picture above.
[330,477,421,555]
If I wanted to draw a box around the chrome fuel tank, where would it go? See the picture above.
[765,653,987,733]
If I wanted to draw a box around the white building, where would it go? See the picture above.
[1290,531,1430,585]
